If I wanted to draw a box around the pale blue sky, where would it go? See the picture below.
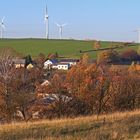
[0,0,140,41]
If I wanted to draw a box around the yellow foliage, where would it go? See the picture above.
[129,62,140,72]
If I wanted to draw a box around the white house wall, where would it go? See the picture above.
[57,65,69,70]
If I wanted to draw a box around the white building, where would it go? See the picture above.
[44,59,58,69]
[44,59,79,70]
[52,63,70,70]
[59,59,79,66]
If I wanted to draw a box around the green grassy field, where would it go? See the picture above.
[0,39,138,58]
[0,110,140,140]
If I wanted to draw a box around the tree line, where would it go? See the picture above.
[0,48,140,122]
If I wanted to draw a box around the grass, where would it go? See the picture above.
[0,110,140,140]
[0,39,138,58]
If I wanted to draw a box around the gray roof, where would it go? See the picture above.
[12,59,26,64]
[59,59,79,63]
[45,59,58,64]
[53,63,70,66]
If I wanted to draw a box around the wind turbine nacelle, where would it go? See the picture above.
[45,15,49,19]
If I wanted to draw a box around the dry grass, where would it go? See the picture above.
[0,110,140,140]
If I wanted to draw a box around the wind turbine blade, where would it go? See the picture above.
[55,22,60,27]
[2,17,5,23]
[46,4,48,14]
[62,23,67,27]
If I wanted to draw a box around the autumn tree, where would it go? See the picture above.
[67,61,112,115]
[0,47,23,59]
[109,73,140,111]
[9,66,44,121]
[11,69,34,121]
[81,64,112,114]
[94,40,101,50]
[97,50,120,64]
[47,52,59,60]
[80,53,90,66]
[0,48,16,121]
[121,49,140,61]
[35,53,46,68]
[35,73,71,118]
[0,48,44,122]
[0,48,25,121]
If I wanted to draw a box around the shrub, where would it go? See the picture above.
[97,50,120,64]
[121,49,140,61]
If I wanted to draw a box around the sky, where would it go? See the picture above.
[0,0,140,42]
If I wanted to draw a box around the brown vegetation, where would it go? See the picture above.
[97,50,120,64]
[0,110,140,140]
[121,49,140,61]
[0,48,140,122]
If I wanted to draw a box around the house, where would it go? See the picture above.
[52,63,70,70]
[36,80,51,98]
[44,59,58,69]
[36,94,72,105]
[44,59,78,70]
[41,80,51,86]
[12,59,26,68]
[26,63,34,70]
[59,59,79,66]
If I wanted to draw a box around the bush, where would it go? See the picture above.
[97,50,120,64]
[121,49,140,61]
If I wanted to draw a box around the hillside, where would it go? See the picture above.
[0,39,138,58]
[0,110,140,140]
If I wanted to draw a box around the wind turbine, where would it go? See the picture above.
[134,29,140,43]
[0,17,5,39]
[55,23,67,39]
[45,4,49,39]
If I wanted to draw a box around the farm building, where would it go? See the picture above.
[59,59,79,66]
[12,59,26,68]
[26,63,34,69]
[52,63,70,70]
[44,59,58,69]
[44,59,78,70]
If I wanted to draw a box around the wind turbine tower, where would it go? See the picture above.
[45,4,49,39]
[135,29,140,43]
[55,23,67,39]
[0,17,5,39]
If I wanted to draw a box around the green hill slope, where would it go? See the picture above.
[0,39,138,58]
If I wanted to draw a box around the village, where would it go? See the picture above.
[1,0,140,139]
[1,47,137,119]
[0,46,140,139]
[13,57,79,70]
[0,45,140,140]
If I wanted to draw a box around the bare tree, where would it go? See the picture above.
[0,48,15,121]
